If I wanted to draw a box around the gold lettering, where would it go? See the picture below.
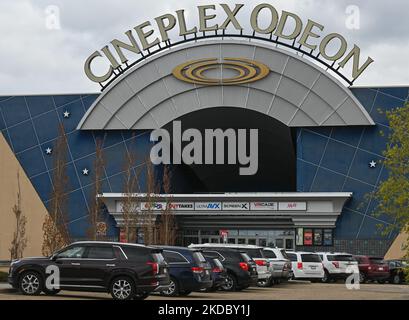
[219,3,244,30]
[338,45,374,80]
[84,51,113,83]
[298,19,324,51]
[250,3,279,34]
[134,21,160,51]
[110,30,141,64]
[155,13,177,42]
[274,11,303,40]
[198,5,218,32]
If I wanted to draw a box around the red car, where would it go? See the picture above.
[353,255,390,283]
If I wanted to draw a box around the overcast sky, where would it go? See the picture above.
[0,0,408,95]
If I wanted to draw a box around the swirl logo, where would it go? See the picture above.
[172,58,270,85]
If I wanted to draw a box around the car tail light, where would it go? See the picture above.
[368,266,372,270]
[332,262,339,268]
[297,262,303,269]
[191,266,204,274]
[239,262,249,272]
[212,267,222,273]
[254,259,267,267]
[147,262,159,274]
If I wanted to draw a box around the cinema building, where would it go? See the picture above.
[0,4,407,260]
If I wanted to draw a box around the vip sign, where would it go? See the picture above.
[84,3,373,84]
[222,202,249,211]
[278,202,307,211]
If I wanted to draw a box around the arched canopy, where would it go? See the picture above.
[77,40,374,130]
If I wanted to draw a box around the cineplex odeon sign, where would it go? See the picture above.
[84,3,374,86]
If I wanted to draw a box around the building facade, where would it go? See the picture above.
[1,4,408,259]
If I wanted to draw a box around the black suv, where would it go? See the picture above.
[8,241,169,300]
[190,246,258,291]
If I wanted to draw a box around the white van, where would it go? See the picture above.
[286,251,324,281]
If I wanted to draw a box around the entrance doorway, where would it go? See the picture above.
[182,229,295,250]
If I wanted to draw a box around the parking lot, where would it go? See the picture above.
[1,281,408,300]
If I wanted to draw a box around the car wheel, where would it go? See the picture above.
[133,292,149,300]
[161,277,179,297]
[220,273,237,291]
[257,278,271,287]
[43,288,61,296]
[19,271,43,296]
[321,270,330,283]
[393,274,401,284]
[359,272,366,284]
[110,277,135,300]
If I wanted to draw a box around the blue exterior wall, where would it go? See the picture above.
[1,87,408,245]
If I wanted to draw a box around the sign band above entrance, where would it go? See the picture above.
[84,3,374,89]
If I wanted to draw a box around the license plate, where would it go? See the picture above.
[310,266,316,270]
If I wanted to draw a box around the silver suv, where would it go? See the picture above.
[262,248,292,285]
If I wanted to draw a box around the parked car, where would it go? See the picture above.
[204,257,228,291]
[353,255,389,283]
[317,252,359,283]
[286,251,324,281]
[262,247,292,285]
[191,244,271,287]
[189,245,258,291]
[156,246,213,296]
[386,260,407,284]
[8,241,170,300]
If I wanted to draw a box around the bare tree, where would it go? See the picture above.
[42,124,71,256]
[9,170,27,260]
[142,158,160,245]
[87,138,106,240]
[120,139,141,243]
[157,165,177,245]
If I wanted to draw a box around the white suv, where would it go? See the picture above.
[191,244,272,286]
[286,251,324,281]
[262,248,292,285]
[317,252,359,283]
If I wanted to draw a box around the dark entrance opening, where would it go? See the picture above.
[163,107,296,193]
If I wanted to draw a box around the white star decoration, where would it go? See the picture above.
[82,168,89,175]
[63,110,70,118]
[369,160,377,168]
[45,147,52,155]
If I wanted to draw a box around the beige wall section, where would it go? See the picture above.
[384,232,408,260]
[0,132,48,261]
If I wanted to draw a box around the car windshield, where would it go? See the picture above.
[369,258,384,265]
[328,255,355,262]
[245,249,264,259]
[193,251,207,263]
[263,250,277,259]
[240,253,252,262]
[286,252,297,262]
[280,250,289,259]
[301,254,321,263]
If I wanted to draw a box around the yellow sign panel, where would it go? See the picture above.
[172,58,270,85]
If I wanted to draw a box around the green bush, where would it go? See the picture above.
[0,271,8,283]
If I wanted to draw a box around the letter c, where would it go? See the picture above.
[84,51,114,83]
